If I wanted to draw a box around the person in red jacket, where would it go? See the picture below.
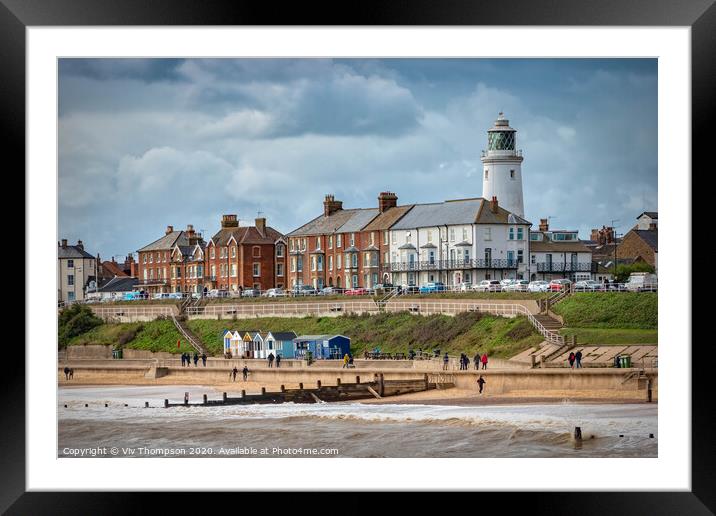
[481,353,488,370]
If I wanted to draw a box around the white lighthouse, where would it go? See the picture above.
[481,112,525,218]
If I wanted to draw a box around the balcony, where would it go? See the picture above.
[137,279,169,287]
[388,259,518,272]
[535,262,593,273]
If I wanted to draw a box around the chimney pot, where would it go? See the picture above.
[221,214,239,228]
[166,225,174,235]
[539,218,549,232]
[378,191,398,213]
[255,217,266,235]
[61,239,68,248]
[323,194,343,217]
[489,196,498,213]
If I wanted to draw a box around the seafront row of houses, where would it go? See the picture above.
[57,114,658,303]
[222,330,351,360]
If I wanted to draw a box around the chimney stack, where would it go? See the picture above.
[591,229,600,242]
[76,240,84,251]
[323,194,343,217]
[378,191,398,213]
[221,214,239,228]
[490,196,499,214]
[539,218,549,232]
[255,217,266,235]
[649,222,657,230]
[60,239,68,248]
[165,225,174,235]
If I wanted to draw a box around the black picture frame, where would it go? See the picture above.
[4,0,709,512]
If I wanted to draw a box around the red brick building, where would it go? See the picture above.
[204,215,287,292]
[287,193,412,289]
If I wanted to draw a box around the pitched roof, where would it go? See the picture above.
[293,334,348,341]
[210,226,284,246]
[97,276,138,293]
[137,231,195,253]
[101,261,128,277]
[337,209,379,233]
[631,229,658,251]
[362,205,414,231]
[288,208,369,237]
[270,331,298,341]
[392,198,530,230]
[58,245,95,259]
[637,211,658,219]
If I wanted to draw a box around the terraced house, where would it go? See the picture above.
[528,218,593,282]
[388,196,531,286]
[204,214,287,292]
[287,193,411,290]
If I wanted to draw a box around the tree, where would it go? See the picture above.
[58,304,103,348]
[615,262,655,283]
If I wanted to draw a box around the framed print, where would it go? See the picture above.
[4,0,713,512]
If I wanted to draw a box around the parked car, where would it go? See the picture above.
[528,280,550,292]
[474,280,502,292]
[263,288,286,297]
[400,284,419,294]
[457,282,472,292]
[345,287,369,296]
[207,289,229,298]
[318,286,338,296]
[291,285,317,296]
[574,280,605,292]
[241,288,260,297]
[373,283,395,294]
[499,279,515,291]
[419,282,446,294]
[548,279,572,292]
[625,272,658,292]
[504,279,529,292]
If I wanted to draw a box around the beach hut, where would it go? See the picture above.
[267,331,298,358]
[292,335,351,360]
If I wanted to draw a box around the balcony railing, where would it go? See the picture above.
[535,262,593,272]
[389,259,518,271]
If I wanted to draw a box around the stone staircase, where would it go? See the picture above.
[171,313,206,355]
[533,313,563,332]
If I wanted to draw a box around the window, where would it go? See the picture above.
[291,257,296,273]
[484,228,492,240]
[253,263,261,277]
[230,264,237,277]
[350,233,355,247]
[427,230,433,243]
[276,244,284,257]
[311,256,316,271]
[352,274,359,287]
[337,255,342,269]
[517,228,524,240]
[210,248,215,259]
[297,256,303,272]
[176,267,182,278]
[337,234,342,248]
[462,228,468,241]
[530,233,542,241]
[517,250,524,264]
[277,263,284,277]
[143,255,147,264]
[316,237,321,250]
[531,254,536,264]
[463,249,470,261]
[149,254,153,264]
[67,291,75,302]
[383,231,389,244]
[328,256,333,270]
[67,274,74,286]
[231,246,236,258]
[211,265,216,278]
[449,228,455,242]
[510,169,515,179]
[484,170,488,180]
[328,236,333,249]
[351,253,358,268]
[317,255,324,272]
[509,227,515,240]
[253,246,261,257]
[67,259,74,268]
[370,232,375,246]
[290,239,295,251]
[406,232,411,244]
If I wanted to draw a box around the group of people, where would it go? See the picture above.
[447,352,488,371]
[181,352,207,367]
[62,367,74,380]
[568,350,583,369]
[266,353,281,368]
[230,365,250,382]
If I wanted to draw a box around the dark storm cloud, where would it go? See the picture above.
[57,58,657,259]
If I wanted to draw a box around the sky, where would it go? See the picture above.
[58,58,657,260]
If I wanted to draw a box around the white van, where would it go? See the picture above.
[625,272,657,292]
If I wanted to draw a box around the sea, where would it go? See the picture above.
[58,385,657,458]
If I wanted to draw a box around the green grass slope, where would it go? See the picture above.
[552,292,657,329]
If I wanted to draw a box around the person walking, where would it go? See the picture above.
[343,353,350,369]
[464,354,470,370]
[443,352,450,371]
[193,352,199,367]
[481,353,488,370]
[275,354,281,368]
[64,366,70,380]
[477,375,486,394]
[268,353,274,368]
[201,353,207,367]
[568,351,576,369]
[474,353,481,370]
[180,353,185,367]
[575,350,583,369]
[232,367,238,382]
[69,368,74,380]
[242,365,249,381]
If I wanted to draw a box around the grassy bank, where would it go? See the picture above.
[552,293,657,329]
[67,312,542,358]
[560,327,658,345]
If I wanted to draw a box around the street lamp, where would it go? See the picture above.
[610,219,620,283]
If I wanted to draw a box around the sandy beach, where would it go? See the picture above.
[58,372,650,404]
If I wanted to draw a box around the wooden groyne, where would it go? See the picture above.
[164,374,435,408]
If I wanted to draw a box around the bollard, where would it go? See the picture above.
[574,427,582,441]
[356,376,360,384]
[317,380,322,388]
[203,394,208,405]
[223,392,227,402]
[145,401,149,408]
[646,379,653,403]
[164,399,169,408]
[336,378,341,386]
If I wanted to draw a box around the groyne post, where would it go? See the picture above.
[356,376,360,384]
[145,401,149,408]
[424,373,429,391]
[379,373,385,397]
[223,392,227,402]
[164,399,169,408]
[299,382,304,390]
[336,378,341,386]
[203,394,208,405]
[317,380,322,388]
[261,387,266,395]
[241,390,246,398]
[281,385,285,392]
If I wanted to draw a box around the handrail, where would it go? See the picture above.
[186,301,380,317]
